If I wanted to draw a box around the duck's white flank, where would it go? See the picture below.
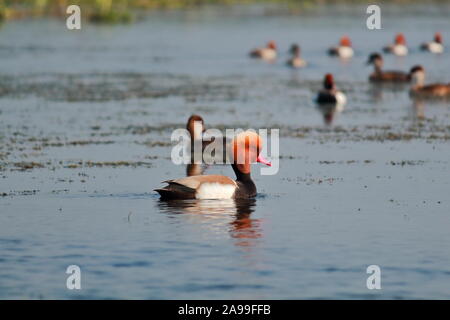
[393,45,408,56]
[196,183,236,199]
[428,42,444,54]
[290,58,307,68]
[260,49,277,61]
[338,47,354,58]
[335,91,347,106]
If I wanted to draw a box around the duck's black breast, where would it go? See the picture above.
[328,47,338,56]
[316,91,337,104]
[231,165,257,198]
[420,43,429,51]
[383,46,392,53]
[234,180,257,199]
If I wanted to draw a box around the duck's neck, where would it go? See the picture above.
[232,163,252,182]
[411,72,425,89]
[372,58,383,73]
[188,120,203,141]
[374,64,382,74]
[324,83,335,92]
[232,164,256,197]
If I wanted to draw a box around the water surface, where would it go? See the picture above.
[1,4,450,299]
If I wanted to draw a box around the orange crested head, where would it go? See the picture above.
[267,40,277,50]
[231,131,271,173]
[340,36,352,47]
[434,32,443,44]
[395,33,406,45]
[323,73,335,90]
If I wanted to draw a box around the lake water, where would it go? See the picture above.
[1,3,450,299]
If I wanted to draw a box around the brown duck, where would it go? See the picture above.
[367,53,410,83]
[409,65,450,99]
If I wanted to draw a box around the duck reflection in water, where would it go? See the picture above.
[411,99,425,121]
[368,81,410,103]
[316,104,344,125]
[157,198,261,247]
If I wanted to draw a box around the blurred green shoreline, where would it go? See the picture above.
[0,0,448,24]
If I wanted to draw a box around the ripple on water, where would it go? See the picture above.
[112,261,153,268]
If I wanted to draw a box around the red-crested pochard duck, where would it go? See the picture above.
[328,36,354,59]
[315,74,347,106]
[367,53,410,82]
[249,41,277,61]
[409,65,450,99]
[286,44,307,68]
[420,32,444,54]
[383,33,408,56]
[155,131,271,199]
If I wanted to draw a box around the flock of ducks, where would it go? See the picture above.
[250,32,450,101]
[155,32,449,201]
[250,32,450,100]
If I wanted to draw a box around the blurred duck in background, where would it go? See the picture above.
[328,36,354,59]
[186,114,227,150]
[315,73,347,107]
[186,114,205,144]
[249,40,277,61]
[420,32,444,54]
[409,65,450,99]
[286,44,307,68]
[186,114,229,176]
[383,33,408,56]
[366,52,410,82]
[186,114,206,176]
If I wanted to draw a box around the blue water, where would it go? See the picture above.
[1,4,450,299]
